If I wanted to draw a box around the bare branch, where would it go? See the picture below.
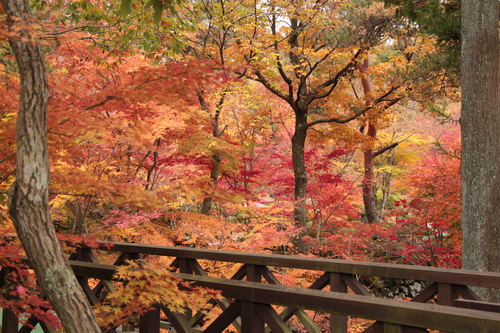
[307,86,400,128]
[373,142,399,157]
[85,95,116,110]
[310,48,364,102]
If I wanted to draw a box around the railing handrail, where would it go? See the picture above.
[89,240,500,289]
[9,239,500,333]
[63,259,500,333]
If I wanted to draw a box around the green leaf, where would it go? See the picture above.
[120,0,133,16]
[152,0,164,24]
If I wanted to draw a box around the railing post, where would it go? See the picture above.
[1,266,18,333]
[138,305,160,333]
[383,322,402,333]
[241,301,265,333]
[241,265,265,332]
[178,258,193,274]
[246,264,261,282]
[438,283,457,306]
[438,283,457,333]
[2,308,18,333]
[330,272,348,333]
[177,258,195,320]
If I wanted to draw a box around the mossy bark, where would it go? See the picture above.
[3,0,101,330]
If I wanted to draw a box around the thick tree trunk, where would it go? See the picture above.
[461,0,500,302]
[362,130,380,224]
[3,0,101,331]
[291,119,308,227]
[291,123,309,253]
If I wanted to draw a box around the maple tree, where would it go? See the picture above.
[353,56,400,224]
[0,0,238,330]
[360,107,461,266]
[0,0,461,244]
[0,236,62,330]
[182,0,448,234]
[0,0,470,329]
[95,260,221,330]
[238,0,404,229]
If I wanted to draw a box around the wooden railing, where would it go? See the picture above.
[3,240,500,333]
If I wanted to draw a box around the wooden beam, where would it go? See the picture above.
[255,304,293,333]
[161,305,195,333]
[241,301,265,333]
[341,274,371,296]
[61,260,500,333]
[331,272,348,333]
[257,266,280,285]
[438,283,457,306]
[180,273,500,333]
[453,285,481,301]
[91,241,500,289]
[384,322,402,333]
[230,264,247,281]
[139,305,160,333]
[2,308,18,333]
[455,299,500,312]
[187,259,208,276]
[204,301,241,333]
[411,283,438,303]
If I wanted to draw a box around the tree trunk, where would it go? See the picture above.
[362,135,380,224]
[198,92,224,216]
[461,0,500,302]
[357,59,380,224]
[201,153,221,215]
[3,0,101,331]
[291,117,308,227]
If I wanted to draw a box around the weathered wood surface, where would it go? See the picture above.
[6,239,500,333]
[64,260,500,333]
[90,240,500,289]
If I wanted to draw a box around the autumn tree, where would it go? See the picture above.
[390,132,461,268]
[175,0,256,215]
[353,56,401,223]
[229,0,403,229]
[1,0,101,331]
[45,38,232,233]
[461,0,500,302]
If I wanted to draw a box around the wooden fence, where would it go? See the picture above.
[3,240,500,333]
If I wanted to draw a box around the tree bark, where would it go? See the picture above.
[362,135,379,224]
[201,153,221,215]
[198,92,224,216]
[291,122,308,227]
[461,0,500,302]
[3,0,101,330]
[357,59,380,224]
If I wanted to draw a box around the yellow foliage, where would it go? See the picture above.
[94,260,221,331]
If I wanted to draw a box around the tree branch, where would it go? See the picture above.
[310,48,364,102]
[85,96,116,110]
[373,142,399,157]
[307,86,400,128]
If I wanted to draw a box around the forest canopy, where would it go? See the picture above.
[0,0,470,330]
[0,0,461,264]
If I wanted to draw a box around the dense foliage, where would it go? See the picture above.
[0,0,462,329]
